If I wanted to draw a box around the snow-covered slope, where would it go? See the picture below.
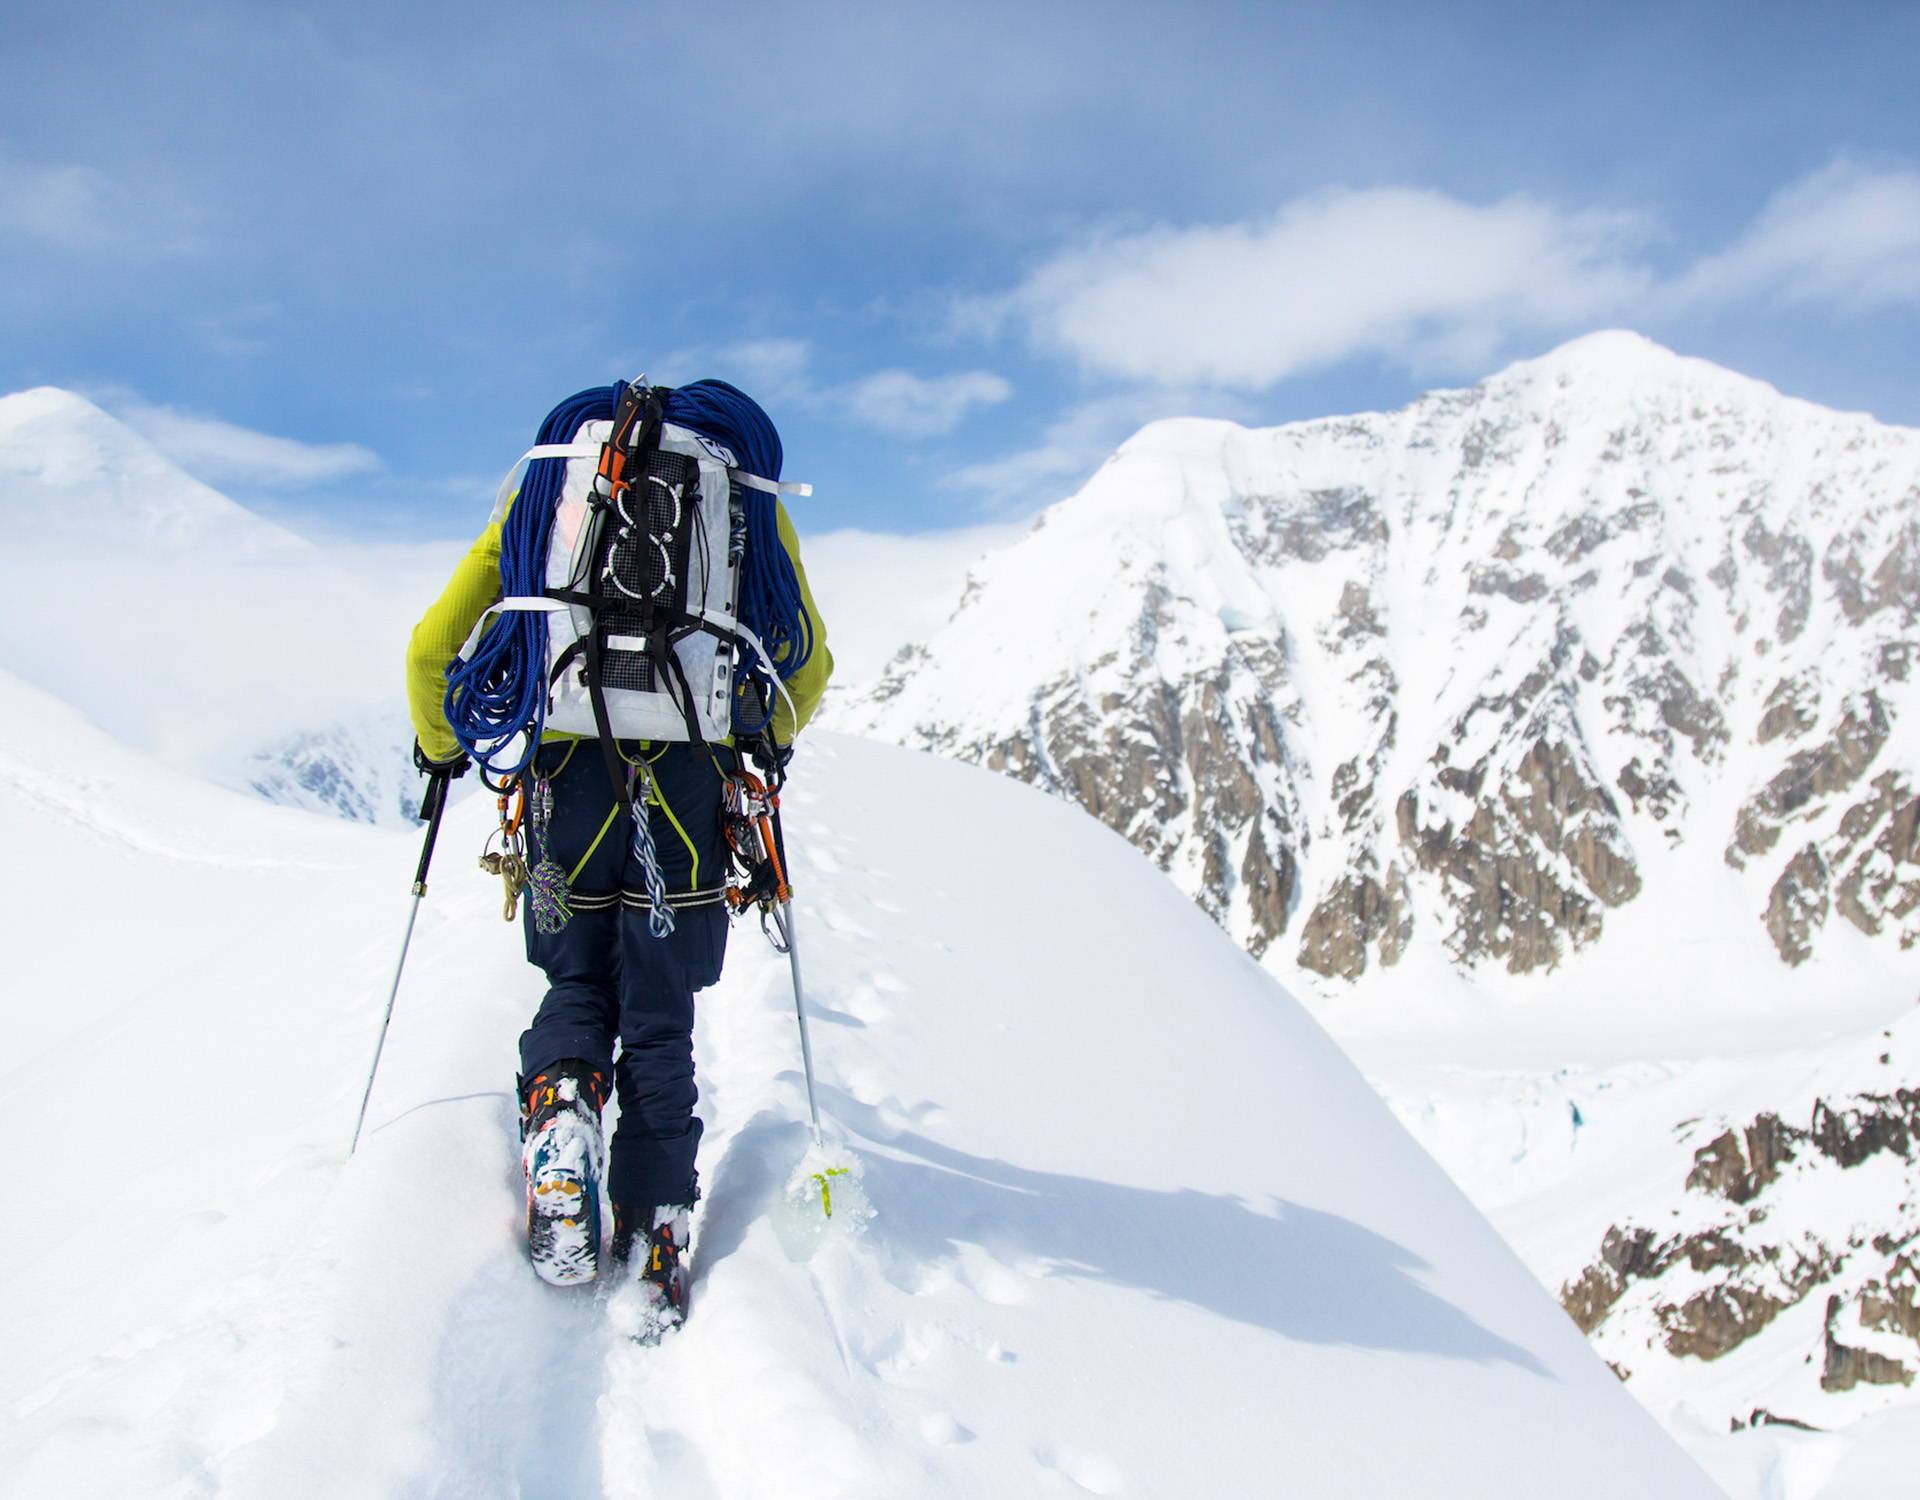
[0,672,1715,1499]
[1558,1009,1920,1431]
[0,387,445,824]
[1349,991,1920,1495]
[832,332,1920,993]
[0,387,306,555]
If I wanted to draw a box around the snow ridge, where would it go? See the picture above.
[0,678,1717,1498]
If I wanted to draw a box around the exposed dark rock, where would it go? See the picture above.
[1332,579,1385,640]
[1809,1090,1920,1169]
[1757,672,1819,745]
[1859,1255,1920,1341]
[1561,1224,1683,1334]
[1825,519,1920,626]
[1742,517,1813,643]
[1229,486,1385,565]
[1296,866,1412,980]
[1730,693,1891,869]
[1240,817,1298,959]
[1821,1293,1915,1392]
[1469,565,1550,603]
[1832,773,1920,945]
[1616,757,1682,822]
[1546,500,1660,566]
[1562,1264,1625,1336]
[1686,1115,1800,1203]
[866,644,930,704]
[1401,728,1641,974]
[1765,844,1829,965]
[1661,1282,1799,1361]
[1733,1409,1822,1433]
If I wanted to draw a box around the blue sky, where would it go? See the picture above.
[3,0,1917,540]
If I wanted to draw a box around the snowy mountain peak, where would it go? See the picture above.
[1112,414,1246,463]
[1517,327,1685,377]
[1485,329,1854,425]
[833,338,1920,994]
[0,385,305,554]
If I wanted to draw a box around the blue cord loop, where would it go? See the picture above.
[443,379,814,779]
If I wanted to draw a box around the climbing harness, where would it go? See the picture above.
[440,375,814,945]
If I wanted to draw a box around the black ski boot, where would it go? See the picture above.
[519,1059,609,1287]
[611,1203,691,1343]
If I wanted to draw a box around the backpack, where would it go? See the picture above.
[447,379,811,781]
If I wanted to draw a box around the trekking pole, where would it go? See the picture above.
[771,897,824,1149]
[348,767,454,1158]
[729,769,825,1150]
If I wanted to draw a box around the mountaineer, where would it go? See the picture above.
[403,377,830,1337]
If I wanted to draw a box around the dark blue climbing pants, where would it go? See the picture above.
[518,739,730,1216]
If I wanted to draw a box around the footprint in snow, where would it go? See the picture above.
[839,982,891,1024]
[816,904,874,939]
[1033,1442,1127,1495]
[893,1244,1032,1306]
[919,1410,975,1446]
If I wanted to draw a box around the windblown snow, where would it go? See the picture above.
[0,669,1715,1499]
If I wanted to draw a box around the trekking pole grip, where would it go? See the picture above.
[413,769,452,894]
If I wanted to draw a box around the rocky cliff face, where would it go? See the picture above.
[247,711,421,827]
[833,333,1920,985]
[1558,1011,1920,1429]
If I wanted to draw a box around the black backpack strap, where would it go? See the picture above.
[582,382,669,813]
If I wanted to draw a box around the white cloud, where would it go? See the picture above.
[945,388,1254,513]
[802,522,1027,683]
[989,188,1654,389]
[1670,161,1920,312]
[0,142,200,256]
[659,339,1010,438]
[648,338,812,399]
[720,338,814,401]
[979,164,1920,397]
[0,148,119,251]
[841,369,1012,437]
[107,396,381,489]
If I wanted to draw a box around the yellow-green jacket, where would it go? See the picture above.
[406,499,832,763]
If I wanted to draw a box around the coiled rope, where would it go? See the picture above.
[443,379,816,780]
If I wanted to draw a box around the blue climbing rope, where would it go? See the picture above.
[442,379,814,778]
[667,379,817,703]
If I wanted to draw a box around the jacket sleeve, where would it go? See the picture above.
[769,499,833,744]
[405,519,505,762]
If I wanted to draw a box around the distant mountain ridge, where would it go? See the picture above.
[0,387,306,554]
[0,386,420,825]
[833,332,1920,985]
